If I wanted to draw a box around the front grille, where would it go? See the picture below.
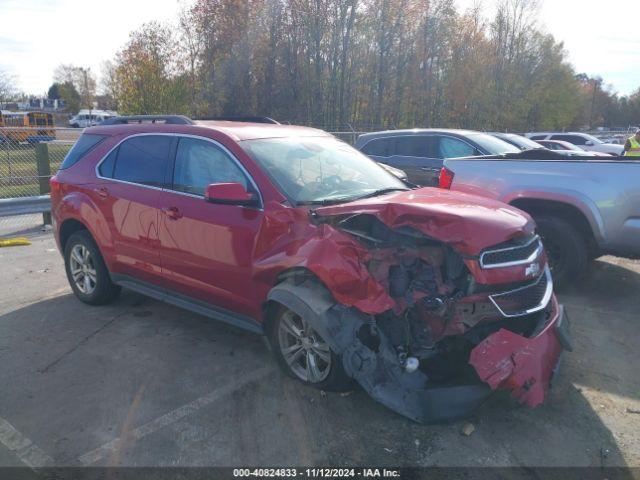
[480,235,542,269]
[489,266,553,317]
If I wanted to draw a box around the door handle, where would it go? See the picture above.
[162,206,182,220]
[94,187,109,199]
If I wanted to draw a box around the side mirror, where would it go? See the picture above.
[204,182,259,208]
[585,140,594,146]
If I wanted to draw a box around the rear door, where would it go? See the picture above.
[157,136,263,318]
[95,134,175,287]
[361,135,442,186]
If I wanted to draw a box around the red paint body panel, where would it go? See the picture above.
[469,296,564,407]
[158,189,263,317]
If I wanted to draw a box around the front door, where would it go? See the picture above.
[158,136,263,318]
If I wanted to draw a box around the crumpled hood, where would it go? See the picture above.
[314,187,535,255]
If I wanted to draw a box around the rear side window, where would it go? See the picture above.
[361,137,395,156]
[529,135,547,140]
[395,136,436,157]
[112,135,173,187]
[60,134,106,169]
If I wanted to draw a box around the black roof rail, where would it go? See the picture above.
[101,115,194,125]
[196,116,280,125]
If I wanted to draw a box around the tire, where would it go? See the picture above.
[534,215,588,290]
[268,305,353,392]
[64,230,120,305]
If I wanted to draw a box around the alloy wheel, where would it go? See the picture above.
[277,309,332,383]
[69,244,97,294]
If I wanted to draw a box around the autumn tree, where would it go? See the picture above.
[106,0,639,130]
[111,22,190,115]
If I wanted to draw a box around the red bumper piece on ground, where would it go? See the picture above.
[469,296,566,407]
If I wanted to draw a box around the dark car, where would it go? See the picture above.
[355,129,520,186]
[488,132,546,151]
[50,116,568,423]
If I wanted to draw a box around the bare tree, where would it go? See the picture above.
[0,69,18,105]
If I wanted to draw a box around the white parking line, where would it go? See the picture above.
[78,366,276,466]
[0,417,54,468]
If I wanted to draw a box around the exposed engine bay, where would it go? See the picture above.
[269,210,569,423]
[334,213,548,386]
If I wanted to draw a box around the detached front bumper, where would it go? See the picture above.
[470,295,571,407]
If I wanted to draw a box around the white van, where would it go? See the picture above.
[69,110,116,128]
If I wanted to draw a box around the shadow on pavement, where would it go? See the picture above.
[0,285,634,468]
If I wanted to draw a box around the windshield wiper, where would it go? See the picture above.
[297,187,408,207]
[296,196,356,206]
[349,187,409,201]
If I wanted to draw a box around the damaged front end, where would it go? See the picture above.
[269,204,572,423]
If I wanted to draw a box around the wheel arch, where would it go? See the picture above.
[262,267,330,334]
[59,218,90,252]
[509,197,598,254]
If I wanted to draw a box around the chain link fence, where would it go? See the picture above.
[0,128,81,235]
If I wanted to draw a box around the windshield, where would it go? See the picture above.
[504,134,544,150]
[241,136,406,205]
[467,133,521,154]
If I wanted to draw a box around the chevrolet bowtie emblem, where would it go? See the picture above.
[525,262,541,277]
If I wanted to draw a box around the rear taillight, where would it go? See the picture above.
[438,167,455,189]
[49,175,61,196]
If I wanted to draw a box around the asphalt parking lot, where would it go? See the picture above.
[0,229,639,468]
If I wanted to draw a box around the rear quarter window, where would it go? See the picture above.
[59,134,107,169]
[361,137,395,156]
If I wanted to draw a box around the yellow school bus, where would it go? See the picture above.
[0,111,55,144]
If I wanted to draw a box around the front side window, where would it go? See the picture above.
[466,133,520,155]
[241,136,406,205]
[112,135,173,187]
[437,137,477,158]
[172,137,249,196]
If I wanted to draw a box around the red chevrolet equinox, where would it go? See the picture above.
[50,116,571,423]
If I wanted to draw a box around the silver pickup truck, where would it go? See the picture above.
[441,155,640,287]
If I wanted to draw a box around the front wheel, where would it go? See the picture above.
[268,306,352,392]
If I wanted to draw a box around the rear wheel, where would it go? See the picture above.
[269,306,352,392]
[64,230,120,305]
[534,215,588,289]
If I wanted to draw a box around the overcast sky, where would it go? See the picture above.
[0,0,638,96]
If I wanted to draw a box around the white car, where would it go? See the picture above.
[69,112,115,128]
[526,132,623,155]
